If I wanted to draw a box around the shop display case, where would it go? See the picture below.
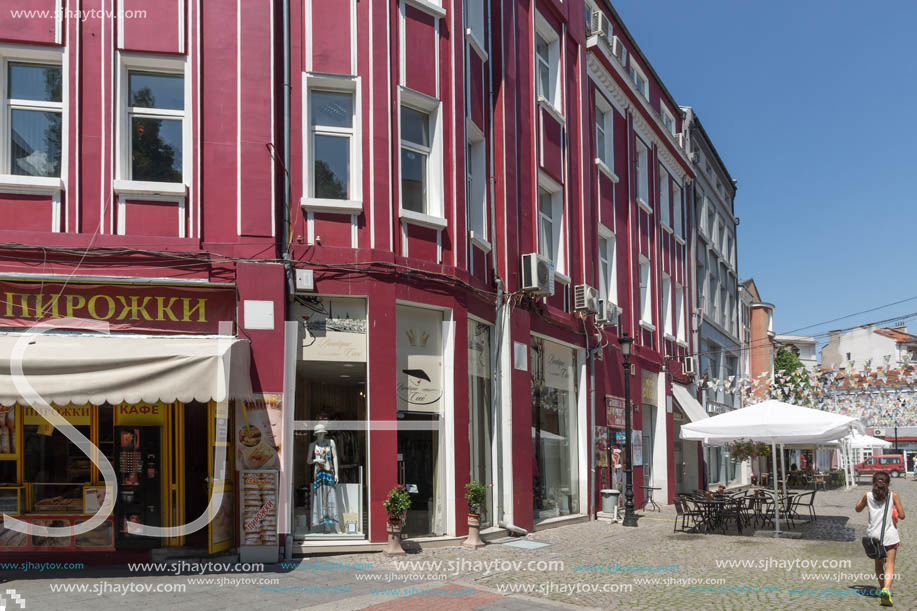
[31,483,85,513]
[0,486,25,515]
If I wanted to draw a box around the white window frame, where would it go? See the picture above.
[658,165,670,229]
[465,0,486,57]
[598,224,617,311]
[534,13,561,114]
[301,73,363,215]
[398,86,446,229]
[672,181,683,239]
[675,282,685,342]
[594,93,614,170]
[537,171,565,275]
[661,272,673,338]
[635,138,649,208]
[0,45,67,197]
[467,128,487,248]
[639,255,653,328]
[628,59,648,100]
[114,53,190,199]
[660,103,676,135]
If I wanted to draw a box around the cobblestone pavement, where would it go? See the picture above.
[1,479,913,610]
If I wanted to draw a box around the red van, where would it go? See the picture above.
[855,454,905,478]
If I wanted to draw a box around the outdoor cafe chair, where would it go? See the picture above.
[791,490,817,522]
[674,498,703,533]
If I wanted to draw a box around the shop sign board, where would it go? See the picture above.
[236,393,282,471]
[594,426,608,467]
[23,404,90,426]
[396,306,444,412]
[295,296,367,362]
[543,340,574,391]
[114,402,165,426]
[605,395,626,429]
[642,371,658,407]
[0,281,235,334]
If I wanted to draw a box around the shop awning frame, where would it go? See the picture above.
[672,383,708,424]
[0,331,251,407]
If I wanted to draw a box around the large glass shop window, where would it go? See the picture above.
[531,337,579,522]
[292,296,368,539]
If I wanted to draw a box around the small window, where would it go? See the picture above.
[672,182,682,237]
[534,18,560,110]
[538,187,555,263]
[6,62,63,177]
[658,165,670,227]
[467,135,486,241]
[629,61,648,99]
[598,229,617,309]
[400,106,431,213]
[660,104,675,135]
[635,140,648,204]
[675,283,685,341]
[310,90,354,199]
[661,273,672,336]
[466,0,485,46]
[595,103,609,166]
[127,71,184,183]
[639,257,652,324]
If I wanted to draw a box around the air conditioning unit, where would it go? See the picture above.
[574,284,599,314]
[689,151,699,163]
[677,133,686,150]
[521,253,555,296]
[595,299,618,326]
[589,11,611,40]
[873,428,886,437]
[611,36,628,67]
[683,356,697,376]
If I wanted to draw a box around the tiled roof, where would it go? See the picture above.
[875,327,917,343]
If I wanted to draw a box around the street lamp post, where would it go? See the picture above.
[620,333,638,527]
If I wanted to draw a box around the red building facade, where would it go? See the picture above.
[0,0,703,558]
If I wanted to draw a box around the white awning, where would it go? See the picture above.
[0,332,251,407]
[672,383,708,423]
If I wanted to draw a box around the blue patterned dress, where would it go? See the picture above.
[311,442,339,531]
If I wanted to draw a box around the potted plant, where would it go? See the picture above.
[382,485,412,555]
[463,480,487,549]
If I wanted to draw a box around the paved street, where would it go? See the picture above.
[2,479,913,610]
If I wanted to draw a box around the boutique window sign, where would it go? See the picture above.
[396,306,444,412]
[295,296,367,362]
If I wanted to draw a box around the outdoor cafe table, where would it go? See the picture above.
[692,497,744,534]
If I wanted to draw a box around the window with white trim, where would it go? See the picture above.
[675,282,685,341]
[466,0,485,47]
[712,279,720,322]
[535,15,560,111]
[537,184,563,271]
[717,215,725,253]
[598,227,617,310]
[4,60,62,177]
[629,60,648,99]
[595,97,612,168]
[639,256,652,325]
[658,165,669,227]
[401,106,430,213]
[661,272,672,336]
[672,181,682,238]
[126,71,184,183]
[310,90,354,199]
[467,134,486,242]
[660,103,675,135]
[398,89,444,222]
[635,139,648,205]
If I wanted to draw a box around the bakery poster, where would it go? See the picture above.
[210,482,234,548]
[594,426,609,468]
[396,305,444,413]
[235,393,282,471]
[240,471,278,547]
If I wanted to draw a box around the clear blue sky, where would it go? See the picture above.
[613,0,917,355]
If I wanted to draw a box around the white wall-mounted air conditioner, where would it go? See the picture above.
[611,36,628,67]
[595,299,618,325]
[521,253,555,296]
[873,428,886,437]
[683,356,697,376]
[589,11,611,40]
[574,284,599,314]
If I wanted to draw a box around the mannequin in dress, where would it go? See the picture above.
[307,422,340,533]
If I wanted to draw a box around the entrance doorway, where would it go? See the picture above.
[183,403,209,547]
[397,412,442,537]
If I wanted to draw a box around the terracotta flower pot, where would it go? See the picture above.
[463,513,485,549]
[383,518,406,556]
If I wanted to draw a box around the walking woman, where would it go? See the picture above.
[856,472,905,606]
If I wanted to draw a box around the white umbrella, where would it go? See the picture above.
[680,399,864,535]
[846,430,891,449]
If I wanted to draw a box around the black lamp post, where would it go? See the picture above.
[620,333,638,527]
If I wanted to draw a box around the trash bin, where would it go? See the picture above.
[601,489,620,514]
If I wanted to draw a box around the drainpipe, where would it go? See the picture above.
[584,318,601,520]
[281,0,293,562]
